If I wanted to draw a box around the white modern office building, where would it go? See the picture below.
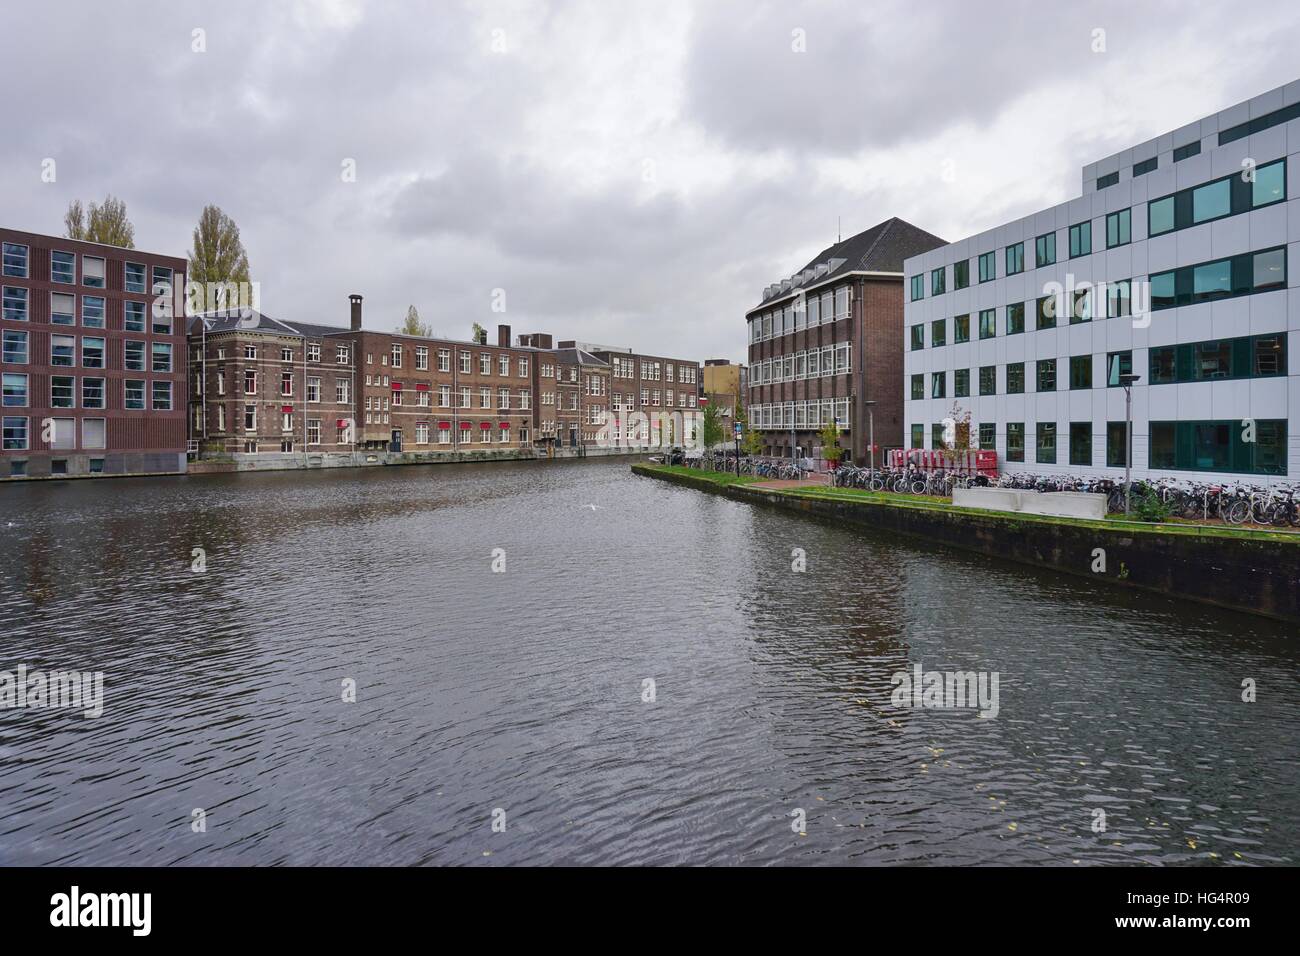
[903,81,1300,484]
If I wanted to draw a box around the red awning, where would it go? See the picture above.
[391,382,403,390]
[415,383,429,391]
[498,421,510,429]
[699,397,709,405]
[336,419,348,428]
[438,421,451,429]
[281,405,294,413]
[459,422,472,429]
[480,422,492,429]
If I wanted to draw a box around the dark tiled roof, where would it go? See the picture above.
[754,216,946,308]
[552,347,609,367]
[189,310,347,338]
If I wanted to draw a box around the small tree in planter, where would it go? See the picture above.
[942,402,972,473]
[819,418,843,470]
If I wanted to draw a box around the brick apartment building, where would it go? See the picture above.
[187,307,357,454]
[190,297,537,455]
[578,344,702,448]
[352,317,534,451]
[1,227,188,479]
[745,217,946,462]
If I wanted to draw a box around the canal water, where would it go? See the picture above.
[0,458,1296,865]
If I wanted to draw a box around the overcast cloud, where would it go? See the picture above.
[3,0,1299,361]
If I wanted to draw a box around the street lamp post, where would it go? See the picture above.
[1119,372,1141,516]
[864,399,877,482]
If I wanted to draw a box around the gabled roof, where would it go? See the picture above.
[753,216,946,309]
[552,347,609,367]
[188,310,348,338]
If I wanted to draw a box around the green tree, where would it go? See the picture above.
[701,400,725,449]
[819,418,843,463]
[398,305,432,337]
[472,322,486,343]
[63,196,135,248]
[188,205,252,310]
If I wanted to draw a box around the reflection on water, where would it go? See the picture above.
[0,458,1296,865]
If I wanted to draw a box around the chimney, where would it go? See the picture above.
[349,294,363,331]
[498,324,511,347]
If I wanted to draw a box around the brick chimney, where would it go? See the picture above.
[349,294,363,331]
[497,324,512,347]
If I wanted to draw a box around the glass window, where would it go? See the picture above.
[1253,248,1286,290]
[51,334,75,366]
[931,267,945,295]
[152,381,173,410]
[1069,221,1091,257]
[1252,160,1285,207]
[1149,346,1176,384]
[931,371,946,399]
[953,260,969,289]
[910,325,924,350]
[1069,423,1091,466]
[1106,422,1129,467]
[930,319,946,347]
[82,256,105,288]
[1253,335,1285,376]
[979,365,996,396]
[2,286,27,322]
[125,262,146,293]
[1007,423,1025,462]
[124,300,146,332]
[978,309,996,339]
[1069,355,1092,389]
[910,374,923,400]
[1,330,27,364]
[978,251,996,282]
[1106,208,1130,248]
[1036,295,1056,329]
[910,424,923,448]
[82,336,105,369]
[2,372,28,407]
[1107,278,1131,318]
[2,416,28,449]
[1192,179,1231,223]
[1036,422,1057,464]
[1006,362,1024,394]
[978,422,995,450]
[51,375,75,408]
[954,314,970,343]
[954,368,970,397]
[2,243,29,277]
[51,292,75,325]
[1035,232,1056,267]
[1006,302,1024,335]
[1036,358,1056,392]
[1106,351,1132,386]
[1149,195,1175,236]
[910,275,924,301]
[82,295,105,328]
[1192,259,1232,301]
[51,251,75,283]
[125,340,146,371]
[1149,270,1176,309]
[125,380,145,409]
[152,342,172,372]
[82,377,105,409]
[1005,242,1024,276]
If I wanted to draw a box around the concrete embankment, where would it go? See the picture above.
[632,464,1300,624]
[187,446,649,475]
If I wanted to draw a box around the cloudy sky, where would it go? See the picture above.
[3,1,1299,361]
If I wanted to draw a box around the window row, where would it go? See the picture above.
[748,398,851,430]
[748,286,851,342]
[0,244,173,295]
[906,419,1287,475]
[2,415,111,451]
[1,287,174,334]
[750,344,852,384]
[1,376,172,411]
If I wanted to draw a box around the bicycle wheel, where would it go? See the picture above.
[1221,498,1249,524]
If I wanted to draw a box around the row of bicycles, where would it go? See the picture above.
[990,471,1300,525]
[678,453,1300,527]
[685,454,811,480]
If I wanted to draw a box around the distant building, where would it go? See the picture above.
[746,217,947,461]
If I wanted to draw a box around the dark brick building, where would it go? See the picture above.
[1,227,188,479]
[744,217,946,463]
